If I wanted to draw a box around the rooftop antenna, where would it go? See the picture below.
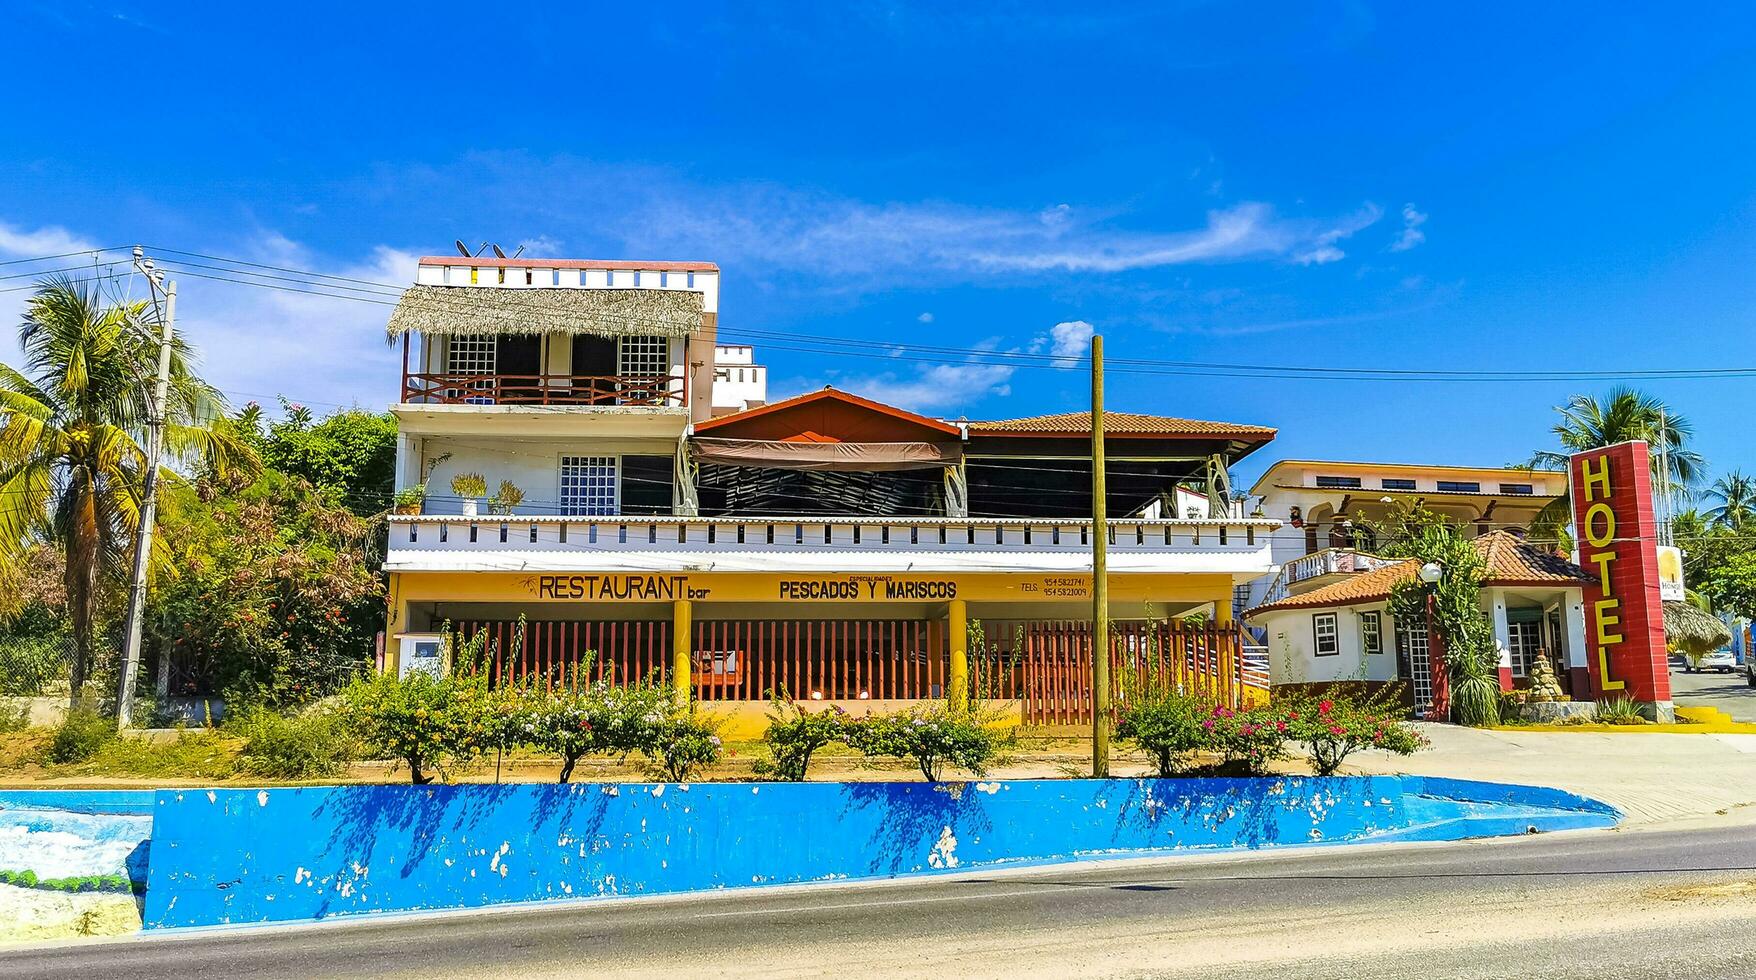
[474,242,491,257]
[509,245,525,259]
[453,239,471,257]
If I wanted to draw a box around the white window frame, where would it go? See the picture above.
[559,455,619,516]
[618,336,671,377]
[445,334,498,404]
[1313,613,1339,657]
[1508,619,1542,677]
[1360,611,1383,655]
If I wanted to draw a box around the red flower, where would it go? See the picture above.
[1319,699,1334,714]
[1328,724,1345,736]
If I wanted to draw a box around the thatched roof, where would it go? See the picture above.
[1663,600,1732,657]
[385,285,702,341]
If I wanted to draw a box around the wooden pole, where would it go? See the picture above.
[1091,335,1110,777]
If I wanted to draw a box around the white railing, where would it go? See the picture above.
[386,515,1281,574]
[1260,547,1399,605]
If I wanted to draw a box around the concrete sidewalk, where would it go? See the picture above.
[1342,723,1756,825]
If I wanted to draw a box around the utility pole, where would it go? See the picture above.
[1090,334,1110,777]
[116,247,176,731]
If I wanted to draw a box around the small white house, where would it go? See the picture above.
[1244,531,1592,714]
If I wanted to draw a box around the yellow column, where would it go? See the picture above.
[947,598,969,710]
[672,598,693,713]
[1215,592,1236,704]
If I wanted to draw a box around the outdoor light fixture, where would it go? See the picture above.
[858,689,870,699]
[809,690,824,700]
[1418,561,1443,584]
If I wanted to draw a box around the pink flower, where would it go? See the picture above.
[1202,720,1215,730]
[1328,725,1345,736]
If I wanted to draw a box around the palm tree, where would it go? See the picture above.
[1704,470,1756,531]
[0,276,255,703]
[1524,387,1703,543]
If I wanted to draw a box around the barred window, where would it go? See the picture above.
[559,456,618,516]
[619,336,670,377]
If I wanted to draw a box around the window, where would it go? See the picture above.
[1436,481,1481,493]
[1315,476,1362,489]
[559,456,617,516]
[1508,620,1542,677]
[1314,613,1339,656]
[1381,478,1416,491]
[445,334,497,404]
[1361,611,1383,656]
[1499,483,1534,495]
[619,336,670,377]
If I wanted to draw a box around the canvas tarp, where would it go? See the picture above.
[690,438,961,472]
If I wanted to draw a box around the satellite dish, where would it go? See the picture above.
[490,244,507,259]
[454,240,471,257]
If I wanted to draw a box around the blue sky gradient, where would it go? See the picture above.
[3,2,1754,486]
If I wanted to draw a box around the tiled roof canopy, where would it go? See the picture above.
[1245,531,1589,617]
[969,411,1276,438]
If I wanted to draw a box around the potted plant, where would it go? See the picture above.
[451,472,488,517]
[488,480,525,516]
[392,485,425,515]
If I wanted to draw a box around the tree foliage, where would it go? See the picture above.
[236,399,397,517]
[146,468,383,709]
[1385,518,1501,726]
[0,277,257,701]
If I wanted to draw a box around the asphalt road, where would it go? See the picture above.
[8,821,1756,979]
[1670,664,1756,721]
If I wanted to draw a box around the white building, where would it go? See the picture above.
[379,252,1284,731]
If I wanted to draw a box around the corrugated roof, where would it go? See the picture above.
[1244,531,1588,617]
[969,411,1277,438]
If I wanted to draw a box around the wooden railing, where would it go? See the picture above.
[450,618,1265,722]
[401,371,686,407]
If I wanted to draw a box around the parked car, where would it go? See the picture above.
[1696,648,1737,673]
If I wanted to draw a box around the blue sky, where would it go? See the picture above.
[3,2,1754,486]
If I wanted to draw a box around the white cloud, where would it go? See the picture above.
[1047,320,1095,364]
[0,220,97,258]
[399,155,1384,285]
[1389,203,1427,252]
[916,312,934,323]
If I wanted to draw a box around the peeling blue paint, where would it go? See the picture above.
[141,776,1617,930]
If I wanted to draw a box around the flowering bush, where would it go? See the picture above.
[1281,689,1427,776]
[1114,692,1208,775]
[342,669,495,784]
[1200,703,1288,775]
[842,707,1009,782]
[645,714,723,782]
[755,692,847,781]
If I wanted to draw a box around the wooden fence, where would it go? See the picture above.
[451,618,1263,722]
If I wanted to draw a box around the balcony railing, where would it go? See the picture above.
[401,372,687,407]
[1260,547,1400,605]
[385,515,1280,575]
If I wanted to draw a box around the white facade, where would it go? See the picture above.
[711,343,767,413]
[413,259,719,313]
[1258,601,1398,686]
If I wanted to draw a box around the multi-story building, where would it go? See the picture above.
[1239,459,1587,714]
[381,253,1282,729]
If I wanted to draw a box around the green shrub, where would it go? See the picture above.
[68,729,239,779]
[755,692,846,781]
[644,714,723,782]
[843,707,1009,782]
[45,707,116,764]
[1448,668,1502,727]
[1595,696,1647,725]
[1115,692,1208,776]
[0,698,29,733]
[234,708,355,780]
[342,669,494,784]
[0,635,66,697]
[1281,689,1427,777]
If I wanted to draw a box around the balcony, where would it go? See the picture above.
[385,515,1280,576]
[400,371,687,408]
[1259,547,1401,605]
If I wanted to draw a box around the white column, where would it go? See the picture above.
[1487,588,1512,671]
[395,433,423,491]
[1562,595,1588,669]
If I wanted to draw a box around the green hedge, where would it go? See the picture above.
[0,869,140,894]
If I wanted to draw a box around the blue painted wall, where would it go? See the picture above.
[143,776,1616,930]
[0,789,156,815]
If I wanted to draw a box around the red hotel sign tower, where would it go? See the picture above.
[1567,440,1672,715]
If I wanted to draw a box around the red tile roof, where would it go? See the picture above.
[969,411,1276,438]
[1244,531,1588,617]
